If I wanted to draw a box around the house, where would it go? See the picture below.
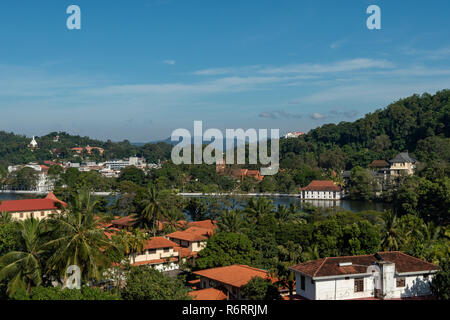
[166,229,208,253]
[129,237,180,272]
[300,180,344,200]
[289,252,439,300]
[389,152,417,177]
[192,265,276,300]
[110,215,137,230]
[0,192,67,221]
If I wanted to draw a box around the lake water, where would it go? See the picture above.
[0,193,392,213]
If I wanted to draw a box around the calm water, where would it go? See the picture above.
[0,193,392,213]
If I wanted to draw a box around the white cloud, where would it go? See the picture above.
[163,60,176,65]
[259,59,394,74]
[310,112,324,119]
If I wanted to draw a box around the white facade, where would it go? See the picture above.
[300,190,344,200]
[293,262,436,300]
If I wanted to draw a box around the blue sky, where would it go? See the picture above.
[0,0,450,142]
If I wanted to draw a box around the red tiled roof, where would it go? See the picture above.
[369,160,389,168]
[188,288,227,300]
[290,252,439,278]
[193,265,274,288]
[167,230,208,242]
[45,192,68,207]
[143,237,178,250]
[174,246,197,258]
[301,180,341,192]
[188,220,217,230]
[111,215,136,226]
[0,194,67,213]
[131,257,178,266]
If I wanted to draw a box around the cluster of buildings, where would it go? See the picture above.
[5,163,56,192]
[104,215,218,272]
[68,156,152,178]
[0,193,440,300]
[216,160,264,182]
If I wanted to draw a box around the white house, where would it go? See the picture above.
[290,252,439,300]
[129,237,180,272]
[300,180,344,200]
[389,152,417,177]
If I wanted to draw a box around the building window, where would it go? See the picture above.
[163,248,170,253]
[396,278,406,287]
[354,278,364,292]
[20,213,24,218]
[149,249,156,255]
[41,212,45,217]
[300,275,305,291]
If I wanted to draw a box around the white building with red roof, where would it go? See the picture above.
[0,192,67,221]
[130,237,180,272]
[289,252,439,300]
[300,180,344,200]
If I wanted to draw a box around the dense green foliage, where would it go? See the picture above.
[240,276,281,300]
[12,286,120,300]
[121,266,191,300]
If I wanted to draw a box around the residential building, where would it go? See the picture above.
[110,215,137,231]
[129,237,179,272]
[300,180,344,200]
[290,252,439,300]
[0,192,67,221]
[389,152,417,177]
[192,265,276,300]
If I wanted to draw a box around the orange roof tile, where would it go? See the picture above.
[144,237,178,250]
[193,265,274,288]
[301,180,341,192]
[188,220,217,230]
[188,288,227,300]
[167,230,207,242]
[0,197,67,213]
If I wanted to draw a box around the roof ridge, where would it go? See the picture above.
[313,257,328,277]
[382,251,439,268]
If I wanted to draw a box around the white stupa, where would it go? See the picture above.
[29,136,38,148]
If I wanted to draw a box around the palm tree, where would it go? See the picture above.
[244,197,275,223]
[139,185,165,235]
[161,209,186,233]
[45,191,112,284]
[117,229,149,264]
[0,218,47,296]
[274,241,302,300]
[380,210,406,251]
[301,244,320,262]
[0,211,12,224]
[217,210,245,233]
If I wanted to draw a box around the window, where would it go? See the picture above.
[149,249,156,255]
[41,212,45,217]
[300,275,305,291]
[396,278,406,287]
[163,248,170,253]
[20,213,24,218]
[354,278,364,292]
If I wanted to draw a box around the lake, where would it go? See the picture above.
[0,193,392,213]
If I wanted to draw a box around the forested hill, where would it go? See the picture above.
[280,89,450,170]
[0,131,172,167]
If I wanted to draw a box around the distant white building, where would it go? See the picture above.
[28,136,38,149]
[8,164,55,192]
[300,180,344,200]
[290,252,439,300]
[389,152,417,177]
[104,157,146,171]
[284,131,305,139]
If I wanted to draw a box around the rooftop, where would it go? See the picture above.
[0,193,67,213]
[193,264,274,288]
[166,230,207,242]
[290,252,439,278]
[390,152,417,164]
[188,288,227,300]
[143,237,178,250]
[301,180,341,192]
